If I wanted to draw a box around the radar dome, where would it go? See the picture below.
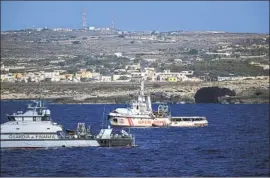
[45,109,51,115]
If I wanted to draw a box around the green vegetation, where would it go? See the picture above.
[234,47,269,56]
[166,59,268,77]
[195,60,268,77]
[72,41,80,44]
[188,49,198,55]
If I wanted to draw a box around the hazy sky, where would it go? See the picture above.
[1,1,269,33]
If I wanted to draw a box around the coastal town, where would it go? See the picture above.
[1,26,269,103]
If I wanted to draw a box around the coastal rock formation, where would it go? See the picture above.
[1,79,269,104]
[194,87,236,103]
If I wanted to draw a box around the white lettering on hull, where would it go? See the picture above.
[110,117,170,127]
[8,134,56,139]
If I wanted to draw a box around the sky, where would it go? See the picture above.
[1,1,269,34]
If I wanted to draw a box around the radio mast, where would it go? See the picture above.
[82,9,87,30]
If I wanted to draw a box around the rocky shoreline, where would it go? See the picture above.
[1,80,269,104]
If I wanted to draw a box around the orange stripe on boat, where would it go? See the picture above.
[127,118,132,126]
[130,118,134,126]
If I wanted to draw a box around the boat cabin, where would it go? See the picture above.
[130,95,152,114]
[7,101,51,122]
[153,105,170,117]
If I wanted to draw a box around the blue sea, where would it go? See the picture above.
[0,100,269,177]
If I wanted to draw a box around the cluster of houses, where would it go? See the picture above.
[1,64,202,83]
[2,61,268,83]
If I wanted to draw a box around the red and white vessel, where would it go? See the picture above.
[108,72,208,128]
[108,74,171,127]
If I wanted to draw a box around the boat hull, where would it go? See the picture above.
[97,138,133,147]
[1,139,100,148]
[108,116,171,127]
[109,116,208,128]
[1,138,133,148]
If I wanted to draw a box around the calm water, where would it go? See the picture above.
[1,101,269,177]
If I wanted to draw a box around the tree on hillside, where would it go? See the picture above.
[188,49,198,55]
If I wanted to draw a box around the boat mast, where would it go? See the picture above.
[138,71,146,104]
[140,73,144,96]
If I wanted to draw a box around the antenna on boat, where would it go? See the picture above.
[101,104,106,128]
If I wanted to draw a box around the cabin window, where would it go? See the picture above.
[16,128,19,130]
[42,116,49,121]
[113,119,118,123]
[47,128,50,130]
[8,116,15,121]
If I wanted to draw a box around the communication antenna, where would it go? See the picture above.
[111,15,115,29]
[82,9,87,30]
[101,104,106,128]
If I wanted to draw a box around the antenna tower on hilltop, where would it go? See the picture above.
[82,10,87,30]
[111,16,115,29]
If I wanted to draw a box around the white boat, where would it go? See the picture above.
[108,72,208,128]
[1,100,135,149]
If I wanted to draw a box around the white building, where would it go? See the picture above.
[174,59,183,63]
[89,26,96,30]
[114,69,126,73]
[114,52,123,57]
[195,57,203,62]
[156,70,189,81]
[131,72,143,79]
[144,68,156,81]
[44,71,60,79]
[182,77,202,82]
[125,64,140,70]
[180,70,194,76]
[144,58,157,62]
[206,52,231,56]
[217,76,233,81]
[101,76,112,82]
